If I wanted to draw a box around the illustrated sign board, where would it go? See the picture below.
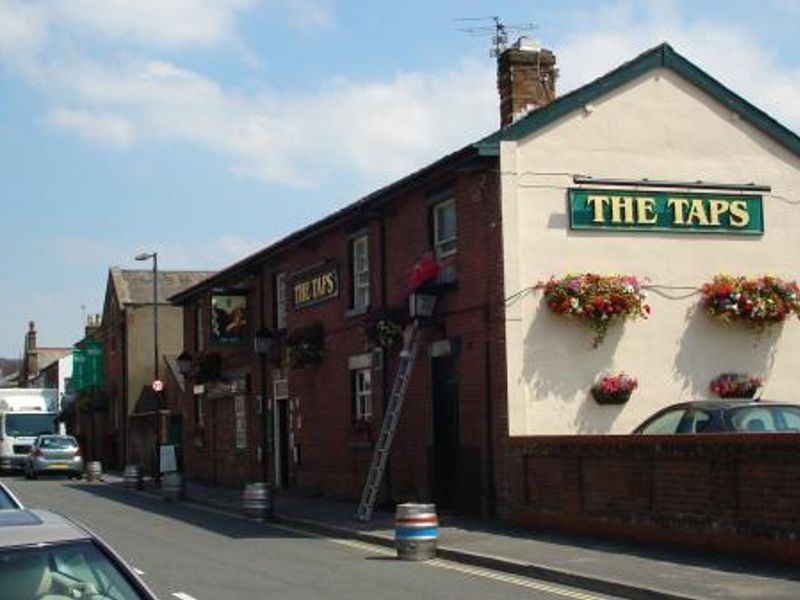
[568,189,764,235]
[292,264,339,310]
[210,292,249,345]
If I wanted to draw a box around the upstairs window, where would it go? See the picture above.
[274,272,287,331]
[432,197,457,259]
[351,234,370,311]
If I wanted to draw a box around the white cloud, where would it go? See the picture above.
[52,0,257,47]
[34,51,495,187]
[285,0,333,30]
[555,3,800,131]
[0,0,47,68]
[48,108,135,148]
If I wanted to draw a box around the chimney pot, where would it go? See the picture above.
[497,37,558,127]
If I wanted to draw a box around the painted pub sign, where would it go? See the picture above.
[568,189,764,235]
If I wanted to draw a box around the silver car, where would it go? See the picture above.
[0,509,158,599]
[25,434,84,479]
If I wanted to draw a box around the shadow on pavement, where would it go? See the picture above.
[65,482,307,541]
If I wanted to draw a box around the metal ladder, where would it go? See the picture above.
[356,320,421,522]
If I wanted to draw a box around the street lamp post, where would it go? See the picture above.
[135,251,161,487]
[253,326,273,518]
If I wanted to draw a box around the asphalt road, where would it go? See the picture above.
[2,476,620,600]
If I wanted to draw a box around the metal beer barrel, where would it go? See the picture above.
[395,503,438,560]
[162,472,185,501]
[85,461,103,482]
[123,465,143,490]
[243,482,273,521]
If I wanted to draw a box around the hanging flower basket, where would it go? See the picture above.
[366,308,405,349]
[701,275,800,331]
[286,322,325,368]
[537,273,650,347]
[709,373,763,399]
[591,373,638,405]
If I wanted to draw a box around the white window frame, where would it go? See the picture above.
[433,197,457,258]
[275,272,287,330]
[352,234,370,310]
[354,368,372,420]
[235,394,247,449]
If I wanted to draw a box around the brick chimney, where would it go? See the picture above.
[497,37,558,127]
[24,321,38,379]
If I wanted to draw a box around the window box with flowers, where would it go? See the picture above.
[591,373,638,405]
[701,274,800,332]
[285,321,325,368]
[537,273,650,347]
[709,373,763,399]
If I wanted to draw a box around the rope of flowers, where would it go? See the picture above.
[591,373,638,405]
[701,274,800,331]
[536,273,650,347]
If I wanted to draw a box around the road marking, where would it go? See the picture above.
[172,593,198,600]
[269,523,605,600]
[426,560,605,600]
[133,568,145,575]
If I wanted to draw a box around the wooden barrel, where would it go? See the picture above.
[85,461,103,482]
[123,465,143,490]
[395,503,438,560]
[162,472,185,502]
[243,482,273,521]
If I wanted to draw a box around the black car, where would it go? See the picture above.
[633,400,800,434]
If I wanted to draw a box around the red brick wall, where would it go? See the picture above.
[176,156,509,510]
[503,435,800,562]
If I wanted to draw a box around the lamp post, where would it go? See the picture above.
[253,328,273,482]
[135,251,160,487]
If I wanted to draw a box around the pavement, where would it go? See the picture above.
[106,473,800,600]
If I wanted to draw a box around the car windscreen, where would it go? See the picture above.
[40,437,78,450]
[0,540,148,600]
[5,414,57,437]
[0,489,19,509]
[726,405,800,432]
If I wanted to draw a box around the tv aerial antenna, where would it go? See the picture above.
[456,16,536,57]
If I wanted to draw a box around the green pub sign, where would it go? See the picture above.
[568,188,763,235]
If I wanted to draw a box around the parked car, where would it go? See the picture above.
[0,509,158,599]
[633,400,800,434]
[0,481,23,509]
[24,434,84,479]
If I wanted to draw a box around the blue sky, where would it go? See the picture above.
[1,0,799,357]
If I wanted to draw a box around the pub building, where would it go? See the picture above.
[170,39,800,535]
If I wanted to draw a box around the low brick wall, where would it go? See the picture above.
[503,435,800,562]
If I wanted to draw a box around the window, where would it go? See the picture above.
[637,409,686,434]
[275,272,287,330]
[432,197,457,258]
[195,303,205,352]
[353,369,372,420]
[235,394,246,449]
[351,234,370,311]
